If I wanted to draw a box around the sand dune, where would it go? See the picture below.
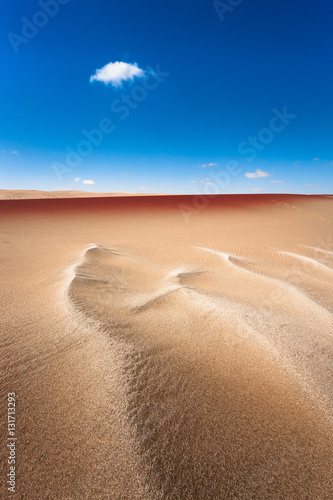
[0,189,167,200]
[1,194,332,498]
[278,249,333,275]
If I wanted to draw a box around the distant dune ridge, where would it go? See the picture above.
[0,189,166,199]
[0,193,332,498]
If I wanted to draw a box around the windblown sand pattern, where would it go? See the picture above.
[1,194,332,498]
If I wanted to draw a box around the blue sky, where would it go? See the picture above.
[1,0,332,194]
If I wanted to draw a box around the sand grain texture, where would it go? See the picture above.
[1,194,333,499]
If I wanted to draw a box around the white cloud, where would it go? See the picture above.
[306,183,316,187]
[245,169,270,179]
[313,157,320,161]
[139,187,146,190]
[74,177,80,182]
[82,179,95,185]
[200,162,218,168]
[90,61,145,87]
[11,150,19,156]
[190,180,196,183]
[252,188,262,192]
[271,180,284,184]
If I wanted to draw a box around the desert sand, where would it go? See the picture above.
[0,193,332,499]
[0,189,164,200]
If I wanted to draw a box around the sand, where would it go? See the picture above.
[0,190,166,200]
[0,193,332,499]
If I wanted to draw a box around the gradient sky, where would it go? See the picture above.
[1,0,332,194]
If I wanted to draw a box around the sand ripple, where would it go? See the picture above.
[67,242,333,499]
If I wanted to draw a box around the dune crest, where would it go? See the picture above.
[67,234,333,497]
[1,194,332,498]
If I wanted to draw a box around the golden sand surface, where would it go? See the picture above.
[0,190,165,200]
[0,194,332,499]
